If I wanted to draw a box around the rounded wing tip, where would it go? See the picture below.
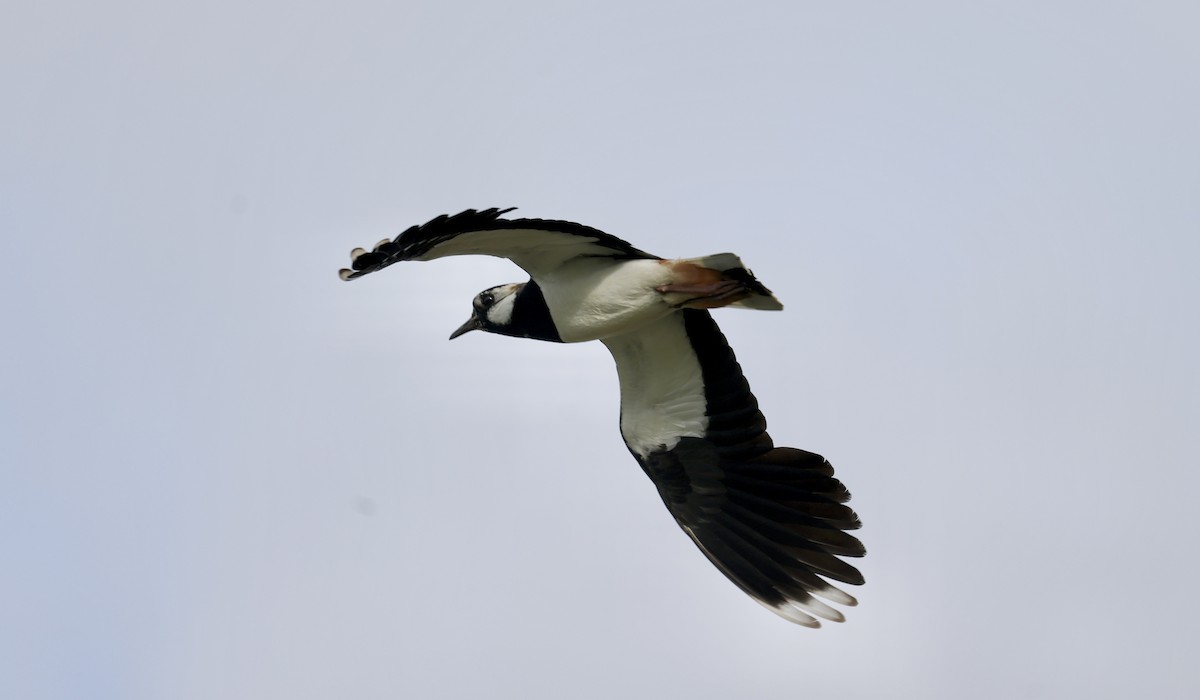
[756,587,859,627]
[776,605,822,628]
[816,584,859,607]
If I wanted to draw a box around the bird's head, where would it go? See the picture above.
[449,283,525,340]
[449,281,562,343]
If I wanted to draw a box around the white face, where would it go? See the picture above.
[476,283,522,327]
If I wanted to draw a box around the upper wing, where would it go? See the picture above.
[339,207,660,281]
[602,310,865,627]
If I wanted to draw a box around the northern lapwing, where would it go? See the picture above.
[340,208,864,627]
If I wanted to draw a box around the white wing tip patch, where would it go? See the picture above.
[762,599,848,628]
[758,584,858,627]
[814,583,858,607]
[759,600,822,628]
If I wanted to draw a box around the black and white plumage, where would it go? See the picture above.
[340,208,864,627]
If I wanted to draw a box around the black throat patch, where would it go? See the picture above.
[508,281,562,343]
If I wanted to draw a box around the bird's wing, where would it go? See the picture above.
[339,207,660,281]
[601,310,865,627]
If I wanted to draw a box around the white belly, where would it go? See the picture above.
[538,259,675,342]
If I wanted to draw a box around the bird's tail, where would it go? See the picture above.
[658,254,784,311]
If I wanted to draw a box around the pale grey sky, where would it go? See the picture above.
[3,2,1198,698]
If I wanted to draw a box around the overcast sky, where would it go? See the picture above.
[3,2,1198,698]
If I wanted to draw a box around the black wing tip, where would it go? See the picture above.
[338,207,520,281]
[438,206,520,225]
[644,438,865,627]
[339,206,660,281]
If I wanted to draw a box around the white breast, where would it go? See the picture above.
[537,259,676,343]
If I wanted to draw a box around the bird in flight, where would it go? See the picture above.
[339,208,864,627]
